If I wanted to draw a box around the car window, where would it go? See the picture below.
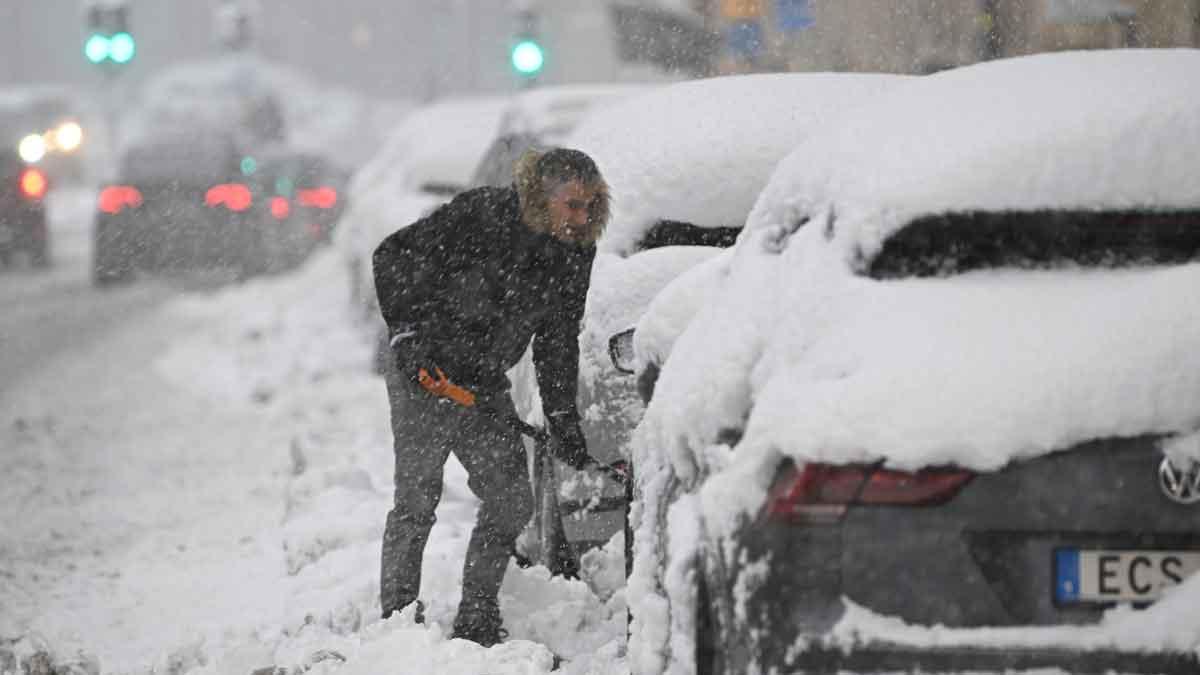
[637,219,741,251]
[469,132,540,189]
[120,133,238,186]
[868,210,1200,279]
[418,182,463,198]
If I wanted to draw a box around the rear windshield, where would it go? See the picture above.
[868,210,1200,279]
[638,219,740,251]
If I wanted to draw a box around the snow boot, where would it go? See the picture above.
[450,596,508,647]
[382,599,425,624]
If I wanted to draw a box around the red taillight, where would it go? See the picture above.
[20,168,47,200]
[98,185,143,214]
[763,461,974,524]
[205,184,253,212]
[297,186,337,209]
[270,196,290,220]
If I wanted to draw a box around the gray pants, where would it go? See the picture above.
[379,368,533,619]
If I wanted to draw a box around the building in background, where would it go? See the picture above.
[700,0,1200,75]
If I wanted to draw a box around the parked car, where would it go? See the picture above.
[512,73,907,570]
[0,148,49,267]
[623,49,1200,675]
[334,96,509,355]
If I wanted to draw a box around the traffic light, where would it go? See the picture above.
[85,4,135,66]
[510,39,545,76]
[511,8,544,80]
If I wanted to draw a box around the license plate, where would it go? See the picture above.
[1055,549,1200,604]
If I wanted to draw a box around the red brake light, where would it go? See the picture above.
[20,168,47,199]
[270,196,290,220]
[763,461,974,524]
[297,186,337,209]
[98,185,142,214]
[205,184,253,212]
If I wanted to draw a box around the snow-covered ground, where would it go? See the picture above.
[0,249,627,674]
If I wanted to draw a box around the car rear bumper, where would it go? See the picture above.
[781,642,1200,675]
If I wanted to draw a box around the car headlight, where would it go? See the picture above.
[54,122,83,152]
[18,134,46,163]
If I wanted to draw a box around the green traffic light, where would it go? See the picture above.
[85,33,110,64]
[240,156,257,176]
[108,32,136,64]
[511,40,544,75]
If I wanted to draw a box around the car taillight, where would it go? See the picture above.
[205,184,252,212]
[19,168,47,200]
[296,186,337,209]
[762,460,974,524]
[98,185,143,214]
[270,196,290,220]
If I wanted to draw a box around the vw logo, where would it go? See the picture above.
[1159,456,1200,505]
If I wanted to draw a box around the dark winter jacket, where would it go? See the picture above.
[372,185,598,423]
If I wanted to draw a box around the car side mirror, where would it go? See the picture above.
[608,328,636,375]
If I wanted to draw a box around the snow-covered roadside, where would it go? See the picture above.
[1,251,626,674]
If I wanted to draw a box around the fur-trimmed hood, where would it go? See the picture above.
[514,149,610,245]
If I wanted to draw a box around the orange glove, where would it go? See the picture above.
[417,367,476,407]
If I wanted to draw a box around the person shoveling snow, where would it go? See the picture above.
[371,148,613,647]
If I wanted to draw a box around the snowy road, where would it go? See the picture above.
[0,189,627,674]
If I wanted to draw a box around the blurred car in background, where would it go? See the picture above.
[513,73,907,567]
[94,59,316,285]
[243,147,349,274]
[92,126,257,284]
[0,148,49,268]
[625,50,1200,675]
[334,96,508,356]
[0,86,89,185]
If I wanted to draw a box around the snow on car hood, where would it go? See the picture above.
[569,72,908,256]
[746,49,1200,268]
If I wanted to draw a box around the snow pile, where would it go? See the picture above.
[747,49,1200,269]
[149,251,628,674]
[569,73,907,256]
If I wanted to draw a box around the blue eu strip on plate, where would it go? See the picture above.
[1055,548,1080,603]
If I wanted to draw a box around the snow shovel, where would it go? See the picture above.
[417,367,626,577]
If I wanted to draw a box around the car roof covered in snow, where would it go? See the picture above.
[351,96,508,198]
[498,83,655,146]
[567,72,909,256]
[746,49,1200,268]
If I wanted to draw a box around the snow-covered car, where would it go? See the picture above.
[334,96,508,357]
[512,73,907,567]
[627,49,1200,675]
